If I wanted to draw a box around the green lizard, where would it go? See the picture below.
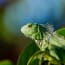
[21,23,47,49]
[21,23,65,65]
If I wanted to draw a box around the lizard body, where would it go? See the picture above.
[21,23,65,64]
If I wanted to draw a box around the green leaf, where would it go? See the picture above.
[27,50,44,65]
[27,49,61,65]
[0,60,13,65]
[17,41,39,65]
[56,28,65,37]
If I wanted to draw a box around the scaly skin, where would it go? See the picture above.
[21,23,47,49]
[21,23,47,39]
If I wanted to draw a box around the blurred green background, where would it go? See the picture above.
[0,1,32,65]
[0,9,31,65]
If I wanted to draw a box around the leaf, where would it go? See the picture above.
[56,28,65,37]
[27,49,61,65]
[0,60,13,65]
[17,41,39,65]
[27,50,44,65]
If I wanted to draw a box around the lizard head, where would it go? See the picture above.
[21,23,54,50]
[21,23,47,40]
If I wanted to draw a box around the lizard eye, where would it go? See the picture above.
[28,24,32,27]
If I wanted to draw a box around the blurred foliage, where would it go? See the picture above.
[0,9,19,65]
[0,9,16,43]
[17,41,39,65]
[17,28,65,65]
[56,28,65,37]
[0,60,13,65]
[0,9,4,39]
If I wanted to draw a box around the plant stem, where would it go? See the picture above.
[48,62,51,65]
[39,55,43,65]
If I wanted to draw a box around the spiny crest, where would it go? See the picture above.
[40,23,54,35]
[45,23,54,35]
